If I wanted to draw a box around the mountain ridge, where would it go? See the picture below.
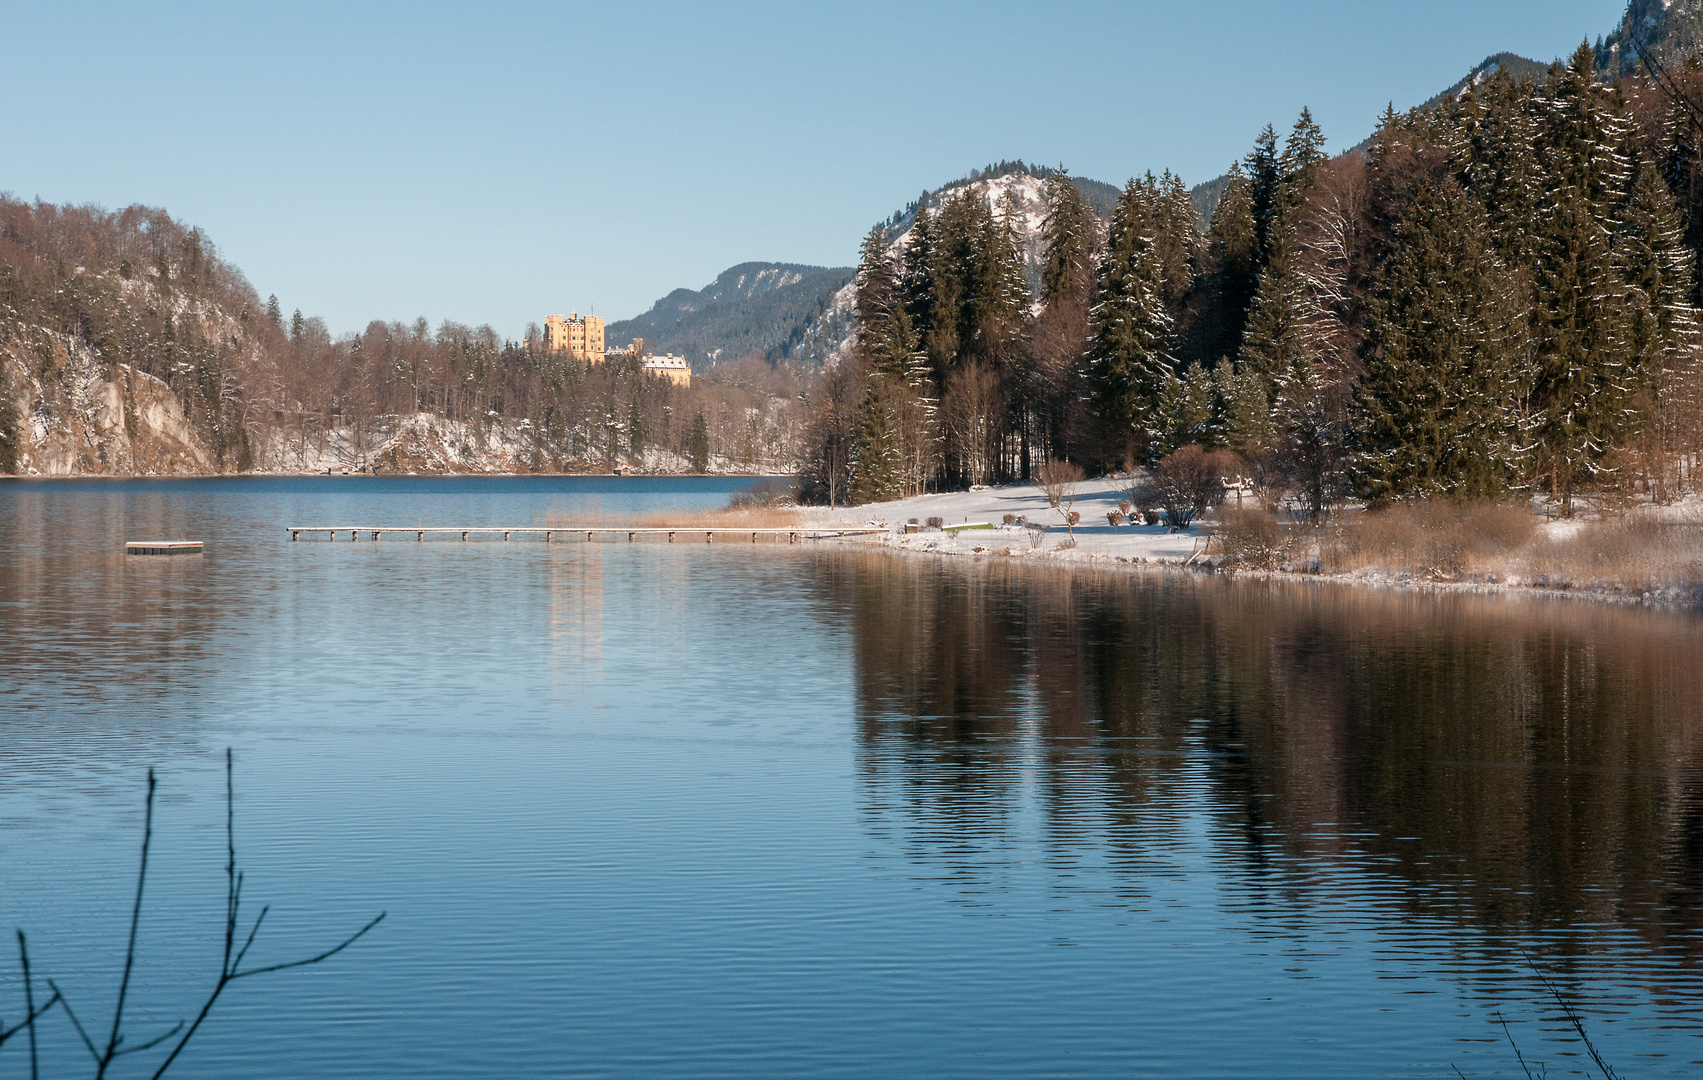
[604,261,856,369]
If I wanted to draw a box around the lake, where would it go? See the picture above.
[1,476,1700,1077]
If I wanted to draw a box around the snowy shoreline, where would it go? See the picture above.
[802,476,1703,610]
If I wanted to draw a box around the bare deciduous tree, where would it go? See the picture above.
[1,751,383,1078]
[1035,459,1085,534]
[1151,444,1241,528]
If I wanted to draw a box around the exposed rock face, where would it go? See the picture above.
[3,345,213,476]
[260,412,536,475]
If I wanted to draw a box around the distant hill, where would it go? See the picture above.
[604,262,855,370]
[1419,52,1553,111]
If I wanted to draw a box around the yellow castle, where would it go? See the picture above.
[543,312,605,361]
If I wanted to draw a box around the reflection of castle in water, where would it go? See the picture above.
[829,553,1703,975]
[548,546,604,690]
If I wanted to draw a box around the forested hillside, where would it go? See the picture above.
[0,202,807,475]
[802,43,1703,518]
[1602,0,1703,74]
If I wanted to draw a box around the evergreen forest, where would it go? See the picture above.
[803,45,1703,517]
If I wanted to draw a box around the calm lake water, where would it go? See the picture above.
[2,476,1701,1078]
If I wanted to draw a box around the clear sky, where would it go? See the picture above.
[3,1,1630,337]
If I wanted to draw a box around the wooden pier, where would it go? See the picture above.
[285,526,885,544]
[126,541,204,555]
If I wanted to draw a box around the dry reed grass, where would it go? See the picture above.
[1306,500,1703,595]
[1539,514,1703,592]
[1321,501,1537,580]
[1214,505,1294,569]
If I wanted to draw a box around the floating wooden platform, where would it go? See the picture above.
[286,526,885,544]
[126,541,204,556]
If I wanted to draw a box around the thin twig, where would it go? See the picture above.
[1495,1009,1539,1080]
[232,905,267,972]
[18,929,41,1079]
[230,913,385,980]
[95,768,156,1078]
[0,982,59,1050]
[1520,948,1620,1080]
[47,980,101,1062]
[113,1019,185,1056]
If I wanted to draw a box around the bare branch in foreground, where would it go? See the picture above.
[7,750,384,1078]
[148,749,385,1079]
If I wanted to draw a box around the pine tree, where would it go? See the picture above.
[900,205,936,331]
[1151,170,1201,317]
[1153,361,1221,457]
[1454,70,1547,268]
[853,224,898,361]
[1239,218,1309,389]
[1529,44,1637,513]
[1619,149,1702,498]
[923,195,972,377]
[1658,96,1703,303]
[1026,173,1099,478]
[1088,181,1173,464]
[872,303,924,382]
[976,191,1031,348]
[266,294,282,327]
[1275,355,1347,521]
[1216,362,1279,463]
[1245,126,1285,267]
[849,374,907,503]
[689,408,710,473]
[1040,171,1097,307]
[1353,179,1527,501]
[1282,108,1328,196]
[1621,150,1699,374]
[1199,168,1259,363]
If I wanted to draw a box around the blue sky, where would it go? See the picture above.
[3,1,1628,336]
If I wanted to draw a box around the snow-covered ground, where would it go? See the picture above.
[795,479,1703,608]
[800,475,1212,564]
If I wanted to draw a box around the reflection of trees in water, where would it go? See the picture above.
[0,491,217,782]
[827,552,1703,963]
